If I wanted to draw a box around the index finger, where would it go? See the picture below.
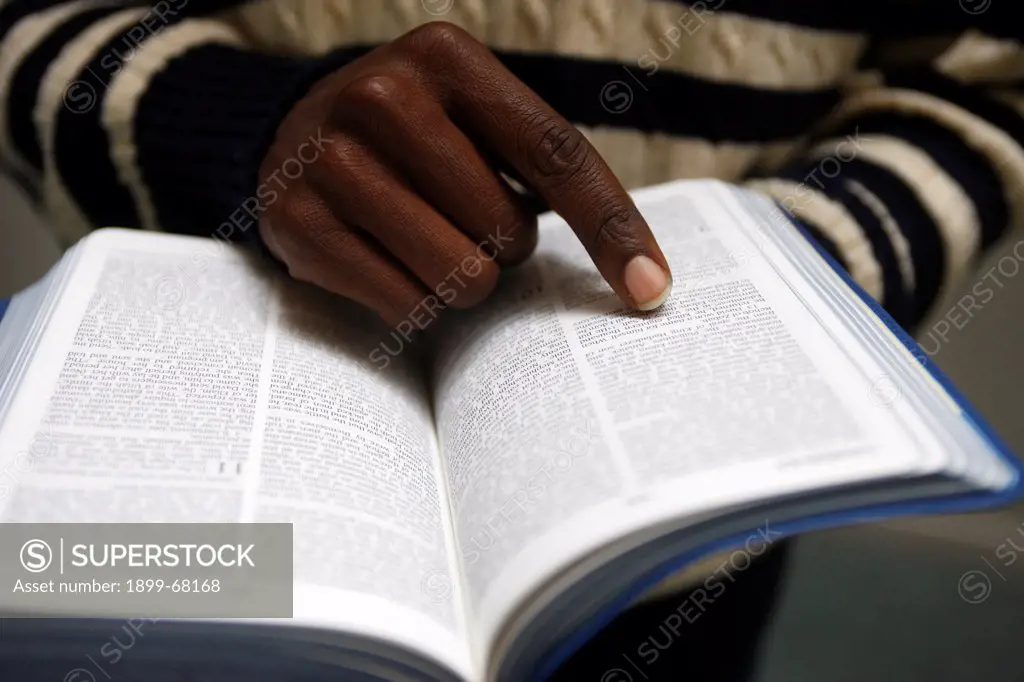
[445,51,673,310]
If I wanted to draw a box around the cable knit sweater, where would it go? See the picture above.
[1,0,1022,329]
[0,1,1021,592]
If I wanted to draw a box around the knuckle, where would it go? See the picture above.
[308,221,359,255]
[392,292,430,324]
[444,257,499,309]
[286,261,317,286]
[275,197,339,254]
[592,202,642,253]
[489,211,538,266]
[339,74,404,111]
[520,113,593,183]
[277,199,319,243]
[498,228,538,266]
[273,196,305,233]
[317,136,371,181]
[403,21,474,56]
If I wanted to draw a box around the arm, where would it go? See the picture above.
[745,29,1023,330]
[0,0,352,244]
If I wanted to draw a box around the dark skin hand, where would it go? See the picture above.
[258,22,673,326]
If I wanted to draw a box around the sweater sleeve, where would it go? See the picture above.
[744,30,1023,330]
[0,0,355,246]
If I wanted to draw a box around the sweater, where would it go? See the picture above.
[1,0,1022,595]
[1,1,1021,330]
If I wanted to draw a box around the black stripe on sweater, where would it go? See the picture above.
[50,18,155,228]
[840,110,1009,250]
[6,6,119,171]
[663,0,1024,39]
[147,39,838,144]
[885,68,1024,153]
[827,158,948,326]
[492,51,840,142]
[312,45,841,141]
[773,162,912,322]
[133,44,348,236]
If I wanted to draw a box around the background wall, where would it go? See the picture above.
[2,175,1022,679]
[1,176,60,294]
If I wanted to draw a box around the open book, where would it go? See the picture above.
[0,180,1020,681]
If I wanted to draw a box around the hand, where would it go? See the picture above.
[258,22,672,326]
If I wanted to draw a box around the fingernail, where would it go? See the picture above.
[624,255,671,311]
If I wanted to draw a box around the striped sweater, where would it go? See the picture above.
[1,1,1022,333]
[0,1,1021,598]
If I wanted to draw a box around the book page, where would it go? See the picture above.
[428,180,948,654]
[0,230,472,680]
